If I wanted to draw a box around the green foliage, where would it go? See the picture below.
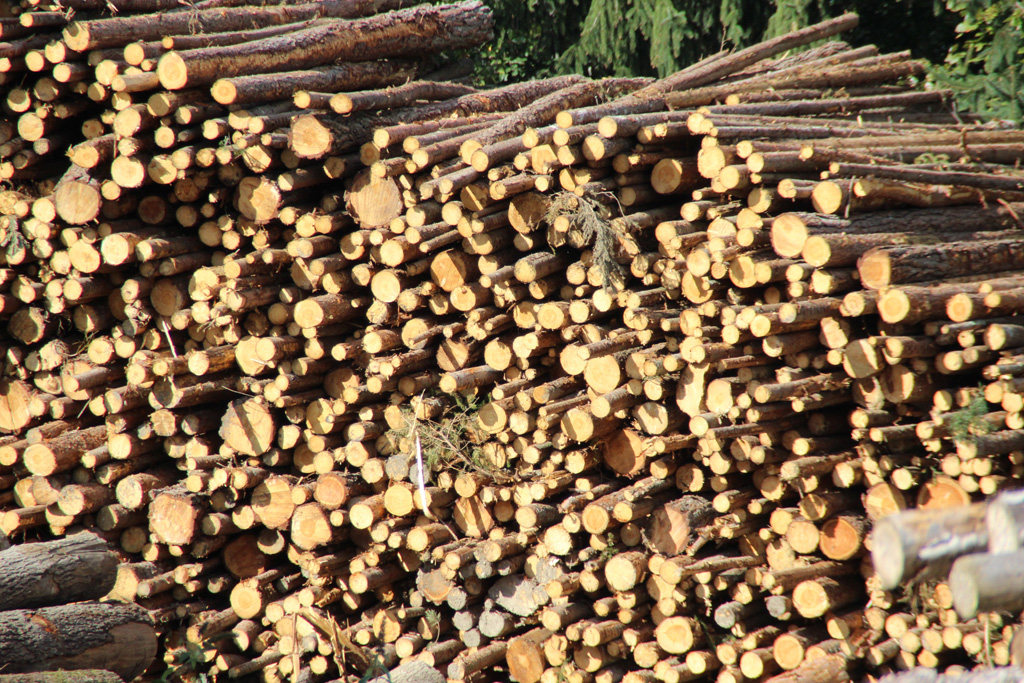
[544,191,624,290]
[474,0,588,85]
[930,0,1024,122]
[387,392,510,481]
[472,0,1020,121]
[0,216,28,261]
[599,537,620,560]
[551,0,957,78]
[160,640,220,683]
[947,391,995,443]
[424,608,443,636]
[558,0,731,77]
[763,0,816,40]
[357,651,393,683]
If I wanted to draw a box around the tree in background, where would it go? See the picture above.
[553,0,958,78]
[556,0,772,77]
[475,0,1024,122]
[930,0,1024,122]
[471,0,588,84]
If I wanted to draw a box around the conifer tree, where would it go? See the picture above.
[551,0,953,78]
[473,0,1020,123]
[930,0,1024,122]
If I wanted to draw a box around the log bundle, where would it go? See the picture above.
[2,4,1024,683]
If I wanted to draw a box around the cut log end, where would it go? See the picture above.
[346,171,403,228]
[857,248,892,289]
[54,180,101,225]
[155,51,188,90]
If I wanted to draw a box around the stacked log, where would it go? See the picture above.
[3,4,1024,682]
[0,531,156,682]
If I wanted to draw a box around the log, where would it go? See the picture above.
[656,616,703,655]
[871,503,989,590]
[949,550,1024,619]
[0,602,156,681]
[64,0,415,51]
[648,495,715,556]
[505,626,551,683]
[0,672,124,683]
[366,660,445,683]
[2,12,1020,683]
[212,60,420,106]
[0,531,118,610]
[877,667,1024,683]
[771,204,1022,259]
[986,488,1024,552]
[157,2,494,89]
[219,398,276,456]
[53,164,101,225]
[860,239,1024,290]
[764,654,849,683]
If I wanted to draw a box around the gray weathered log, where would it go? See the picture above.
[949,550,1024,619]
[365,660,445,683]
[987,488,1024,553]
[870,503,988,590]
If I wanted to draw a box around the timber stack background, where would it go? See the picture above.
[2,2,1024,683]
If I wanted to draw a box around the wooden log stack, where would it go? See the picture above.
[3,4,1024,682]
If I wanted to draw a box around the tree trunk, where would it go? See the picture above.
[157,1,494,89]
[63,0,416,51]
[0,602,156,682]
[212,60,419,106]
[859,238,1024,289]
[0,532,118,610]
[871,503,989,590]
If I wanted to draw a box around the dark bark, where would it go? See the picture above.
[63,0,418,51]
[157,1,494,89]
[666,53,923,109]
[332,80,478,114]
[212,60,419,105]
[704,89,951,118]
[831,162,1024,192]
[291,75,584,158]
[467,77,650,153]
[0,532,118,610]
[860,238,1024,289]
[0,602,156,682]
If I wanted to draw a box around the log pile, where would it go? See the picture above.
[3,4,1024,682]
